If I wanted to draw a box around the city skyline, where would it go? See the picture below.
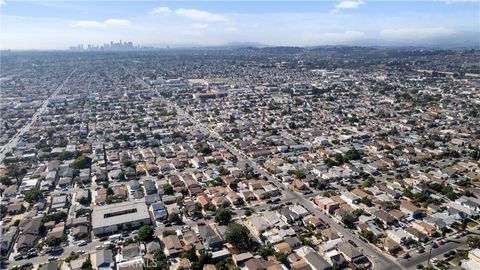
[1,0,480,50]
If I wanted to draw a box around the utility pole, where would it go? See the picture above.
[427,246,433,267]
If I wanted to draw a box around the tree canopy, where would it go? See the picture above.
[225,223,250,251]
[215,207,232,225]
[73,154,92,169]
[25,189,42,203]
[138,225,154,242]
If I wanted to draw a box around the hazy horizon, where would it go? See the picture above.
[1,0,480,50]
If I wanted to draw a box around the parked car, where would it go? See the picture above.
[2,217,12,223]
[50,246,63,254]
[348,239,358,247]
[26,252,38,258]
[20,263,32,270]
[78,240,88,246]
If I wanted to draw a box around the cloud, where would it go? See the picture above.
[380,27,455,40]
[104,19,131,27]
[335,0,364,10]
[192,23,208,29]
[1,0,6,6]
[72,18,131,29]
[150,7,172,14]
[332,0,364,13]
[174,8,227,22]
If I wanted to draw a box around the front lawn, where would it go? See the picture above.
[467,219,478,228]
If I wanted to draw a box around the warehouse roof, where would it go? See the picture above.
[92,200,150,229]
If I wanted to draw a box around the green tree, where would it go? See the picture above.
[360,229,377,243]
[467,236,480,249]
[162,230,177,237]
[229,182,238,190]
[225,223,250,251]
[73,154,92,169]
[138,225,154,242]
[345,148,362,161]
[313,179,327,189]
[7,163,27,180]
[163,184,174,195]
[258,245,274,258]
[180,248,198,261]
[219,167,230,176]
[361,197,373,207]
[45,236,64,247]
[81,259,93,270]
[275,252,288,265]
[65,251,79,262]
[145,250,169,270]
[58,151,75,160]
[122,160,135,168]
[42,211,68,223]
[215,207,232,225]
[0,176,13,186]
[25,189,42,203]
[291,170,306,179]
[341,214,355,229]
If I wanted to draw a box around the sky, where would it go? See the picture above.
[1,0,479,50]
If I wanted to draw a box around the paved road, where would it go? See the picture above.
[0,69,77,163]
[401,229,479,269]
[8,238,100,267]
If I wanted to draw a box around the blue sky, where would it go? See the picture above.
[1,0,479,49]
